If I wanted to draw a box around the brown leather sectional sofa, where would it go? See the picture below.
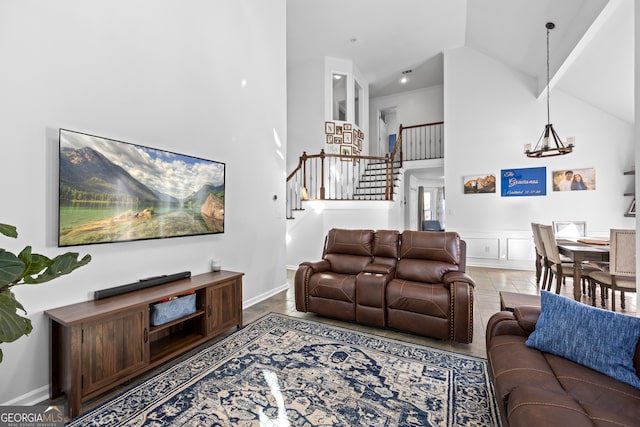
[486,306,640,426]
[294,228,475,343]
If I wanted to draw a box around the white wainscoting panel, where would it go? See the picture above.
[507,237,535,261]
[464,237,500,259]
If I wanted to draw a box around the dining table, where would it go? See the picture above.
[556,238,610,301]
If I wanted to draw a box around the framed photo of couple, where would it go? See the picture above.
[552,167,595,191]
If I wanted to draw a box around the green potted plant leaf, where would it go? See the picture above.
[0,223,91,363]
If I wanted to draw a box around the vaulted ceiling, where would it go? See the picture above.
[287,0,634,123]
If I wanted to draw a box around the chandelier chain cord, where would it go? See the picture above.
[546,25,551,126]
[525,22,573,158]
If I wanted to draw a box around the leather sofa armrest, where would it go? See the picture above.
[295,260,331,312]
[446,275,475,343]
[485,310,535,350]
[443,271,476,288]
[299,259,331,273]
[362,263,394,275]
[513,305,541,334]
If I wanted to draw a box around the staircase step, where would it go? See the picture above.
[353,195,387,200]
[364,166,399,172]
[358,178,400,183]
[362,170,400,175]
[356,186,390,191]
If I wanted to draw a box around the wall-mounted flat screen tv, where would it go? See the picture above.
[58,129,225,247]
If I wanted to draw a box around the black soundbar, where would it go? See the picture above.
[94,271,192,300]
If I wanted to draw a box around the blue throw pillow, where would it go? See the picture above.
[526,291,640,389]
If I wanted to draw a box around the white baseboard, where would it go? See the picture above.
[242,282,289,309]
[2,384,49,407]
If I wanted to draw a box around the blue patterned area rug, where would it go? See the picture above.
[68,313,500,426]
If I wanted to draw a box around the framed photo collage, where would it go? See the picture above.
[325,121,363,156]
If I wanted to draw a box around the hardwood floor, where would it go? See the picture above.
[42,266,637,417]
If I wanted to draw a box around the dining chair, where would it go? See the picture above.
[531,223,549,288]
[553,220,586,238]
[539,224,595,294]
[587,229,636,311]
[534,223,576,290]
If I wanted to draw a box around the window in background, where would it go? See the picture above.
[354,80,362,127]
[332,73,347,121]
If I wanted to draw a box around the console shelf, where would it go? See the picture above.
[149,308,206,334]
[45,270,243,418]
[150,330,207,364]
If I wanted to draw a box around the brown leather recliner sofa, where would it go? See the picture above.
[486,306,640,426]
[294,228,475,343]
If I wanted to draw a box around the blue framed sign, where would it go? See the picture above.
[501,167,546,197]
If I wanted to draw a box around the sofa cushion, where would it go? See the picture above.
[308,272,355,303]
[488,335,566,407]
[399,231,460,265]
[545,353,640,426]
[386,279,450,318]
[396,259,457,283]
[325,228,374,256]
[325,253,373,275]
[526,291,640,389]
[373,229,400,258]
[506,386,594,426]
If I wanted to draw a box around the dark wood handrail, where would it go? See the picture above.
[286,162,302,182]
[297,152,389,162]
[389,127,404,168]
[402,121,444,130]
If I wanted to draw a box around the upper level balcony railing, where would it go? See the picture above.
[390,121,444,168]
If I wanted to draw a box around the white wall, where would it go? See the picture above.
[444,46,635,268]
[286,201,399,268]
[0,0,287,406]
[287,56,324,173]
[369,85,444,156]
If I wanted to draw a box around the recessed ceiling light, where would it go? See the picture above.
[333,75,342,80]
[400,69,411,84]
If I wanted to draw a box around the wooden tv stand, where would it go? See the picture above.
[44,270,243,418]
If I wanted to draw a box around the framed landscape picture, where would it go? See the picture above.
[58,129,225,247]
[463,174,496,194]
